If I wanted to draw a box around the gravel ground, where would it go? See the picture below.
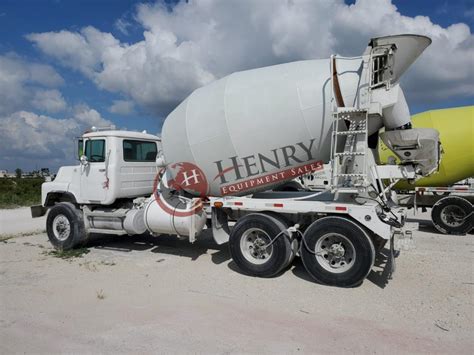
[0,208,472,354]
[0,207,46,236]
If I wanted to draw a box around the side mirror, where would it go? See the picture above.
[80,155,89,166]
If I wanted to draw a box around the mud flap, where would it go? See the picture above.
[211,207,230,245]
[30,205,46,218]
[389,228,415,279]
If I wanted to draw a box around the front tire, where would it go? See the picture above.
[301,216,375,287]
[46,202,85,250]
[431,196,473,235]
[229,213,291,277]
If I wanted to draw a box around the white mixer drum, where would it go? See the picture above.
[162,58,366,197]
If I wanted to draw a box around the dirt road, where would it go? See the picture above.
[0,209,472,353]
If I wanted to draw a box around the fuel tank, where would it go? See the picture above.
[379,106,474,188]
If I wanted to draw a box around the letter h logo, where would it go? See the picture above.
[181,169,201,186]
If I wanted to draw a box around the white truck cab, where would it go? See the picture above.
[39,129,161,208]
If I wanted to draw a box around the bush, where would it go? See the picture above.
[0,178,44,208]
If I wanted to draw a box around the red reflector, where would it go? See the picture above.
[455,187,468,191]
[234,202,243,206]
[273,203,284,208]
[335,206,347,211]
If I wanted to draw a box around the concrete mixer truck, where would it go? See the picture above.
[32,34,440,287]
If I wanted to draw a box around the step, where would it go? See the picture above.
[85,210,127,218]
[334,152,365,156]
[335,130,367,135]
[87,228,128,235]
[334,173,366,177]
[336,107,368,114]
[334,116,367,122]
[331,188,360,194]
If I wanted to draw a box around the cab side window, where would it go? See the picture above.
[123,140,157,162]
[84,139,105,162]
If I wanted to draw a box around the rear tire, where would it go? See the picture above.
[431,196,473,235]
[263,212,299,269]
[301,216,375,287]
[46,202,85,250]
[229,213,291,277]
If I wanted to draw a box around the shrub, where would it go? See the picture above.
[0,178,44,208]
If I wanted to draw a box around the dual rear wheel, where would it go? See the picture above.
[431,196,473,235]
[229,214,375,287]
[229,213,294,278]
[300,216,375,287]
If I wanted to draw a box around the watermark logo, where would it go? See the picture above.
[152,162,208,217]
[219,160,324,195]
[167,162,208,197]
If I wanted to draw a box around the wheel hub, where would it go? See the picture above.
[315,233,356,273]
[441,205,465,227]
[250,237,269,258]
[241,228,273,264]
[52,214,71,241]
[328,243,345,258]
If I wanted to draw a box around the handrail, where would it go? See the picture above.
[331,56,345,108]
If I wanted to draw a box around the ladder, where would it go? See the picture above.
[329,55,370,193]
[330,108,369,192]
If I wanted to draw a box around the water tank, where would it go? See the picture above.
[162,58,372,197]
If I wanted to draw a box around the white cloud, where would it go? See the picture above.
[0,111,78,160]
[32,89,66,113]
[73,104,114,127]
[28,63,64,87]
[26,27,120,78]
[0,53,64,115]
[0,53,114,170]
[115,18,132,35]
[25,0,474,115]
[0,107,113,170]
[108,99,135,115]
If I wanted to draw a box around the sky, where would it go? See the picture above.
[0,0,473,172]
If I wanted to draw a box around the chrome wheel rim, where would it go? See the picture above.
[315,233,355,273]
[440,205,465,227]
[240,228,273,265]
[52,214,71,241]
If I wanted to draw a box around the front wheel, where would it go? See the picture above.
[46,202,85,250]
[301,216,375,287]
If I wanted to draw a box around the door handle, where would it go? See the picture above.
[99,169,106,172]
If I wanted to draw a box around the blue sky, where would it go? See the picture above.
[0,0,473,172]
[0,0,163,133]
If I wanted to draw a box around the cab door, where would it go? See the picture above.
[80,138,108,202]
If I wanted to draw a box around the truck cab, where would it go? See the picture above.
[39,129,161,209]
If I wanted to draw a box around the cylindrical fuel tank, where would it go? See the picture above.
[143,196,207,237]
[162,58,375,196]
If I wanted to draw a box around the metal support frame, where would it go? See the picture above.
[208,195,396,240]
